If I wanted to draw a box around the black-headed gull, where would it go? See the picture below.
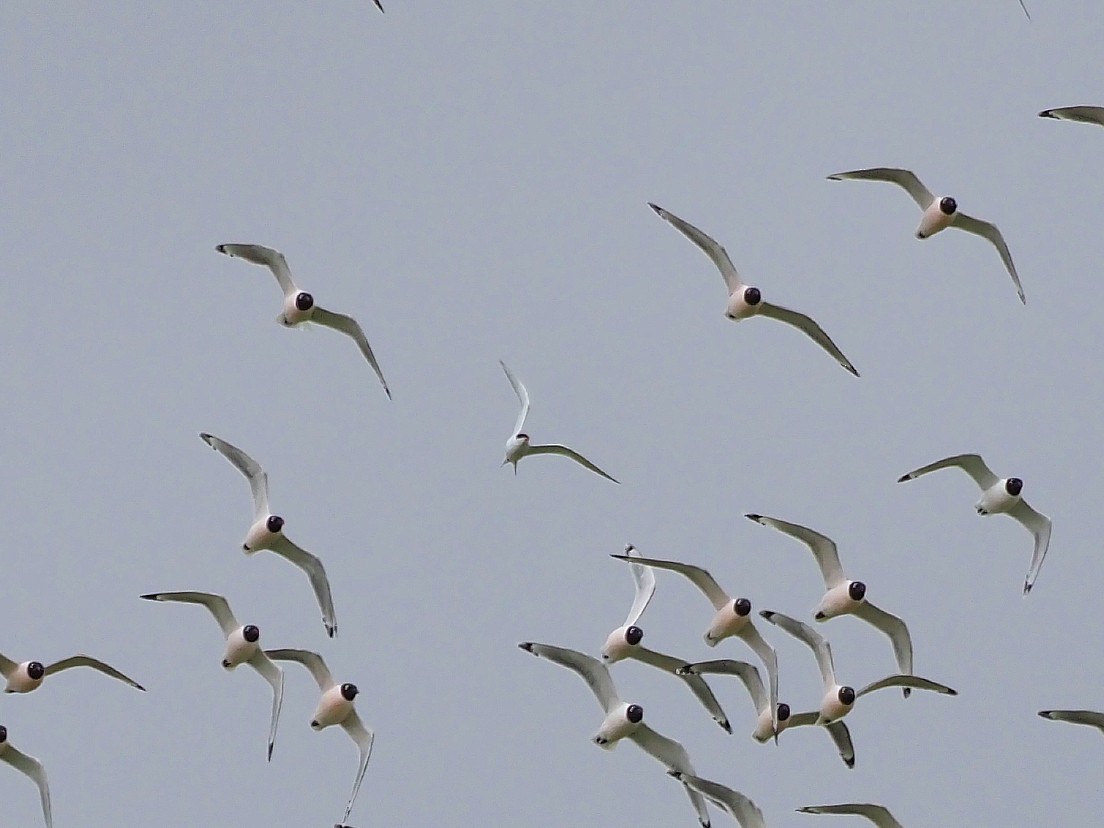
[1039,106,1104,126]
[518,642,711,827]
[0,726,51,828]
[0,652,143,694]
[600,547,731,733]
[265,649,373,826]
[215,243,391,399]
[668,771,765,828]
[499,361,618,483]
[648,202,859,376]
[759,611,955,725]
[140,591,285,760]
[1038,709,1104,737]
[897,453,1052,594]
[200,432,338,636]
[745,514,913,695]
[826,167,1025,304]
[798,803,906,828]
[610,552,779,733]
[678,659,855,768]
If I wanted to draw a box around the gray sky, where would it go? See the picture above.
[2,2,1103,825]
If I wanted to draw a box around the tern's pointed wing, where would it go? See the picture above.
[671,772,765,828]
[825,721,856,769]
[247,651,285,761]
[855,674,956,699]
[0,652,18,679]
[1,746,52,828]
[311,307,391,399]
[746,514,846,589]
[499,360,530,437]
[1009,500,1053,594]
[797,803,904,828]
[1038,710,1104,734]
[44,656,145,691]
[896,453,998,489]
[611,554,729,610]
[679,659,767,714]
[852,602,913,678]
[1039,105,1104,125]
[736,623,779,729]
[826,167,935,210]
[215,243,298,297]
[263,648,335,692]
[760,610,835,691]
[631,648,731,733]
[526,443,619,483]
[621,545,657,627]
[649,202,744,296]
[756,303,860,377]
[518,642,620,713]
[954,213,1025,304]
[269,536,338,638]
[339,710,375,824]
[140,591,239,638]
[629,726,711,827]
[199,432,270,520]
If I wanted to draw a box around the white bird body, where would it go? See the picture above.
[815,582,861,619]
[601,626,639,664]
[976,479,1021,515]
[915,198,957,239]
[594,703,644,748]
[4,663,43,694]
[705,605,752,646]
[0,653,144,695]
[314,684,357,730]
[222,626,261,668]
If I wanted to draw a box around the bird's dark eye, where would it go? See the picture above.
[838,686,856,705]
[341,682,359,701]
[777,703,791,722]
[625,626,643,646]
[744,287,762,305]
[0,725,6,742]
[733,598,752,617]
[626,704,644,723]
[266,515,285,533]
[515,433,529,440]
[243,625,260,643]
[1005,477,1023,496]
[295,292,314,311]
[848,581,866,601]
[27,662,45,680]
[939,196,957,215]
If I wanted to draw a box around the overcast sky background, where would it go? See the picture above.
[2,2,1103,825]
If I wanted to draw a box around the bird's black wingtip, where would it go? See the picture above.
[896,474,911,483]
[647,202,662,214]
[139,593,160,601]
[1038,710,1054,719]
[759,609,776,620]
[518,642,535,654]
[745,513,763,523]
[1038,110,1056,119]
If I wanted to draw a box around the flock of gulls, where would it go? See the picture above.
[5,6,1104,828]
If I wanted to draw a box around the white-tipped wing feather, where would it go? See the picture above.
[797,803,905,828]
[139,591,239,638]
[43,656,145,691]
[518,643,620,714]
[826,168,935,210]
[954,213,1025,303]
[896,453,998,489]
[216,243,297,297]
[756,304,860,377]
[311,308,391,398]
[612,554,729,610]
[649,202,743,295]
[270,536,338,638]
[264,648,335,692]
[746,514,844,589]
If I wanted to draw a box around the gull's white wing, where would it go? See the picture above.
[526,443,619,483]
[896,453,998,489]
[649,202,744,295]
[263,648,335,692]
[621,545,657,627]
[1009,500,1053,594]
[679,659,767,714]
[759,610,835,690]
[825,721,856,769]
[851,602,913,678]
[1039,106,1104,126]
[499,360,530,437]
[612,554,729,610]
[199,432,270,520]
[755,303,860,377]
[215,243,297,297]
[43,656,145,691]
[1038,710,1104,734]
[628,726,710,827]
[855,674,956,699]
[954,213,1025,304]
[339,710,375,824]
[247,651,285,761]
[0,652,19,679]
[311,307,392,399]
[140,591,239,638]
[518,642,620,714]
[670,772,765,828]
[1,745,52,828]
[269,536,338,638]
[826,167,935,210]
[630,647,731,733]
[736,623,779,729]
[797,803,904,828]
[746,514,845,589]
